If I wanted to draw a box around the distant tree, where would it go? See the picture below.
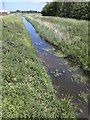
[41,2,59,16]
[41,2,89,20]
[16,10,21,13]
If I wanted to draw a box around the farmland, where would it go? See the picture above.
[1,14,76,118]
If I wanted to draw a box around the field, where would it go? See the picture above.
[25,13,89,72]
[1,14,76,118]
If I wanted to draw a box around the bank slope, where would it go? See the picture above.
[2,14,75,119]
[25,14,89,72]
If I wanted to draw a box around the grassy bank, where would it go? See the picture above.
[25,14,89,72]
[2,14,76,118]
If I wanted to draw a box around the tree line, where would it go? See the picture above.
[41,2,89,20]
[10,10,40,14]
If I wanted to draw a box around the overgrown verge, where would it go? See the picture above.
[2,14,76,119]
[25,14,89,72]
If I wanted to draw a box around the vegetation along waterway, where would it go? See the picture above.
[22,17,90,119]
[2,14,76,119]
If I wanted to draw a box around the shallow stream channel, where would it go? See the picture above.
[22,17,90,119]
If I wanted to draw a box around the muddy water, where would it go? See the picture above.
[22,17,90,119]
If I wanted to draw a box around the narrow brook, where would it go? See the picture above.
[22,17,90,119]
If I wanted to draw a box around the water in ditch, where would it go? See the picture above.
[22,17,90,119]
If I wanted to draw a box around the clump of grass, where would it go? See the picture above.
[78,91,89,103]
[25,14,89,72]
[71,74,88,84]
[2,14,76,118]
[54,50,66,58]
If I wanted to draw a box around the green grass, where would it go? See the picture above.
[2,14,76,119]
[78,91,89,104]
[25,14,89,72]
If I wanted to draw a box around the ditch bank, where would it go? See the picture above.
[22,17,90,119]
